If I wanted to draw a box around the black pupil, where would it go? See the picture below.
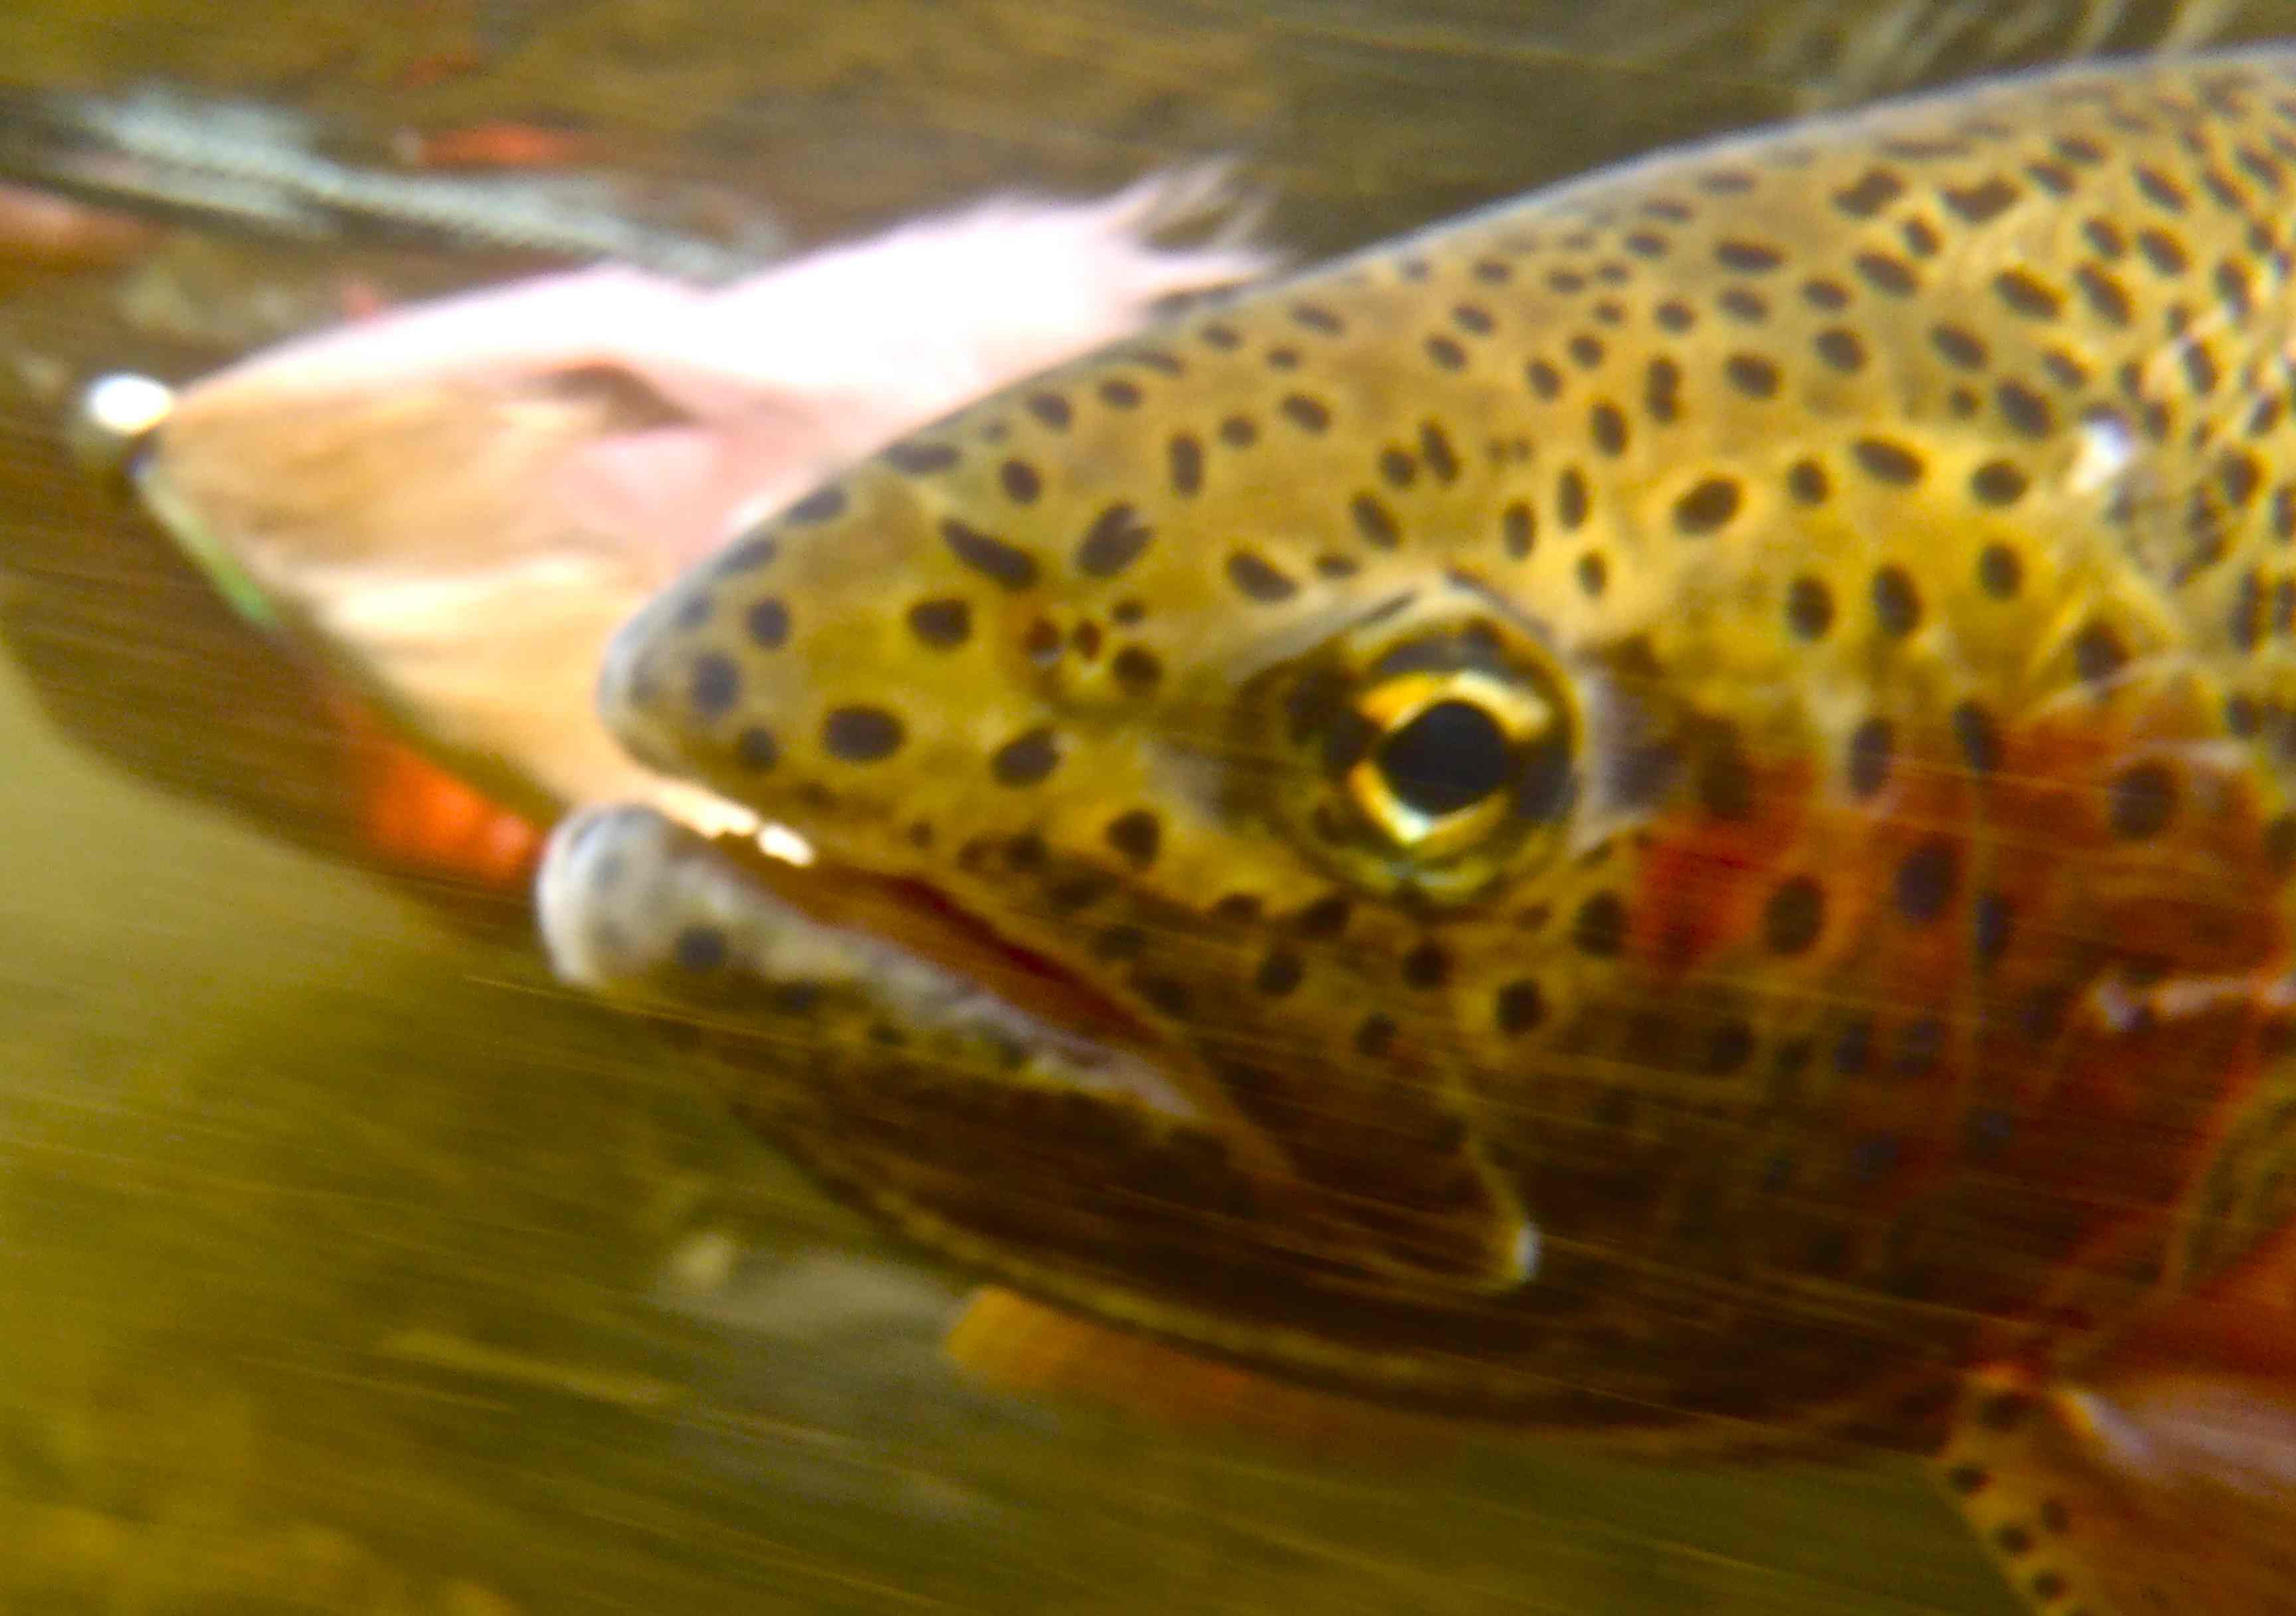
[1375,699,1515,817]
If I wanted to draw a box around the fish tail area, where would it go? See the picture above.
[944,1287,1444,1459]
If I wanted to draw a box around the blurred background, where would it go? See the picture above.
[1,3,2289,1611]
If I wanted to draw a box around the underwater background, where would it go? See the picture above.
[3,3,2292,1610]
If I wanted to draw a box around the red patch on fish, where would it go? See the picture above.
[1629,751,1816,974]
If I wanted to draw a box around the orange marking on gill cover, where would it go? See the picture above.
[1628,752,1816,974]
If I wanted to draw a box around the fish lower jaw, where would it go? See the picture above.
[535,800,1204,1123]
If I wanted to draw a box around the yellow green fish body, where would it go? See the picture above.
[542,48,2296,1613]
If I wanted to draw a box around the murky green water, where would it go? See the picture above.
[4,3,2293,1610]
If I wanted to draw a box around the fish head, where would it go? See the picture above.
[541,270,1913,1429]
[542,55,2296,1430]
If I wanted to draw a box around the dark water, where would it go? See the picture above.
[2,2,2291,1610]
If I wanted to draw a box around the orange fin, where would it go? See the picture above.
[945,1287,1444,1458]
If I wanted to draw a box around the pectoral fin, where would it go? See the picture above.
[945,1286,1444,1456]
[1936,1225,2296,1614]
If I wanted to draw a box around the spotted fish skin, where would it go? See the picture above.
[558,49,2296,1450]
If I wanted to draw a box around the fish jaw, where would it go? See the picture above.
[538,802,1204,1125]
[533,794,1548,1306]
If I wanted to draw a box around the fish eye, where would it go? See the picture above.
[1343,668,1573,865]
[1377,699,1511,816]
[1245,613,1581,901]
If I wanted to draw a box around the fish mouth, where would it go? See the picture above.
[535,800,1209,1122]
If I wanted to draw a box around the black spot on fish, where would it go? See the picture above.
[1573,891,1627,956]
[823,705,905,763]
[745,598,791,649]
[990,727,1061,786]
[1814,328,1866,371]
[1852,438,1925,484]
[1494,980,1547,1034]
[735,727,777,771]
[1931,324,1988,368]
[1228,551,1300,602]
[1787,575,1834,639]
[1971,461,2030,506]
[1715,238,1784,272]
[1255,951,1303,996]
[2133,164,2190,212]
[1942,176,2020,222]
[1350,493,1402,549]
[1673,477,1742,535]
[2073,620,2127,683]
[1977,543,2024,597]
[1557,468,1590,529]
[1765,876,1824,954]
[1590,401,1629,454]
[908,598,971,649]
[714,530,779,576]
[1849,717,1894,797]
[2109,762,2176,839]
[943,518,1038,590]
[1167,434,1204,497]
[1895,838,1959,923]
[1832,168,1905,217]
[1854,252,1919,295]
[1644,357,1682,422]
[2137,227,2189,275]
[1281,395,1332,432]
[1412,424,1458,484]
[1105,810,1162,868]
[1953,700,2001,776]
[1074,504,1154,579]
[673,926,727,972]
[785,485,847,523]
[1402,941,1451,990]
[2073,264,2133,324]
[1724,353,1780,398]
[1111,646,1162,694]
[999,458,1042,503]
[888,440,960,474]
[688,653,739,717]
[1992,268,2063,318]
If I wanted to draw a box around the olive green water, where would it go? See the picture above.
[2,2,2291,1611]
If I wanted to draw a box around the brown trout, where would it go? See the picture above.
[539,48,2296,1613]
